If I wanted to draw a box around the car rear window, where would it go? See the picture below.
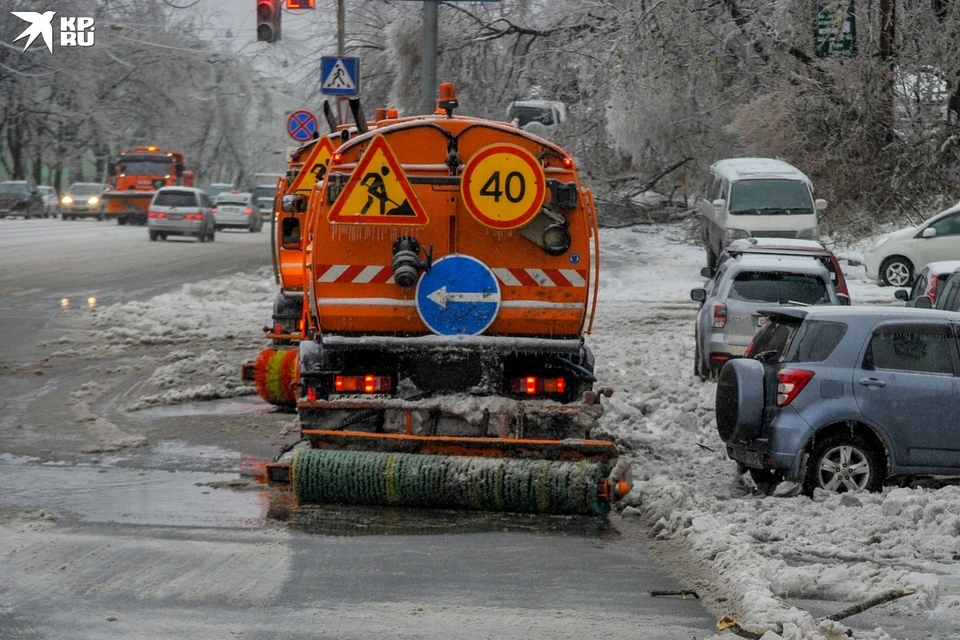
[746,316,800,360]
[216,197,248,205]
[863,322,955,375]
[729,272,829,305]
[784,320,847,363]
[154,191,198,207]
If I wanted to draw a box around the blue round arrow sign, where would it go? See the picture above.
[287,110,318,142]
[415,255,501,336]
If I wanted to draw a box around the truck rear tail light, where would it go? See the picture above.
[510,376,566,395]
[148,211,165,218]
[712,303,727,328]
[334,375,391,393]
[777,369,814,407]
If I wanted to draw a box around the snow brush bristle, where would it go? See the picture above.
[292,449,611,516]
[253,348,299,407]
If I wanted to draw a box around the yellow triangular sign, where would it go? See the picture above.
[328,135,428,225]
[288,137,335,195]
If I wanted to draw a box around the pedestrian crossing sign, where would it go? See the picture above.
[327,135,429,225]
[320,57,360,96]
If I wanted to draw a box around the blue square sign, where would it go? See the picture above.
[320,57,360,96]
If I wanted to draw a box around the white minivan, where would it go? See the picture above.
[699,158,827,266]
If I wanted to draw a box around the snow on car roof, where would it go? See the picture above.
[730,253,827,274]
[728,237,826,251]
[710,157,812,183]
[919,260,960,275]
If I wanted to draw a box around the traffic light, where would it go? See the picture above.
[286,0,315,8]
[256,0,281,43]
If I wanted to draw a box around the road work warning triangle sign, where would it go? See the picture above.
[328,135,428,225]
[288,137,335,195]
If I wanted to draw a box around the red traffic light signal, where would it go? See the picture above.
[257,0,281,43]
[286,0,315,8]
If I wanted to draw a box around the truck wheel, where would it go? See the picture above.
[803,433,885,496]
[118,217,127,226]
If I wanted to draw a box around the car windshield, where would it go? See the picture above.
[729,272,830,305]
[253,186,274,200]
[208,185,234,198]
[0,183,30,194]
[153,191,197,207]
[729,179,814,214]
[508,105,555,127]
[119,159,172,176]
[216,196,248,205]
[69,184,102,196]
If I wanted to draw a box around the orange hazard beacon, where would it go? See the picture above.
[251,84,631,516]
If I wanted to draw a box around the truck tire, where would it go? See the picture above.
[715,358,764,442]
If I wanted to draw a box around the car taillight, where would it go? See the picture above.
[777,369,814,407]
[712,303,727,328]
[334,374,391,393]
[930,274,940,304]
[509,376,566,395]
[148,211,165,219]
[211,206,217,213]
[244,207,253,215]
[184,213,204,220]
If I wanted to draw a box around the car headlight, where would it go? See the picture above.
[62,196,73,204]
[724,228,750,240]
[88,197,99,205]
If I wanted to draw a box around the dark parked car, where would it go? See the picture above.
[716,306,960,495]
[0,180,44,218]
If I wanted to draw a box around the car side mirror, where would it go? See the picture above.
[837,293,851,306]
[894,289,909,301]
[281,194,307,213]
[712,198,726,212]
[690,288,706,302]
[922,227,937,238]
[914,296,932,309]
[700,266,715,278]
[815,198,828,211]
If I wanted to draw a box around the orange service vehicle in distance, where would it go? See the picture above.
[102,146,194,225]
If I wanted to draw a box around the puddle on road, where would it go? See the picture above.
[0,453,270,528]
[131,396,278,419]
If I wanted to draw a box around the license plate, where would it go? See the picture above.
[168,214,183,220]
[326,393,392,400]
[744,451,763,468]
[757,316,768,327]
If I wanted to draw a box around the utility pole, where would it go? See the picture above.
[419,1,438,115]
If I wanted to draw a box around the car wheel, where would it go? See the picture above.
[880,256,913,287]
[149,230,158,241]
[199,230,207,243]
[802,433,885,496]
[208,227,216,242]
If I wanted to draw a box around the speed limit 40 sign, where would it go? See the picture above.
[461,143,546,230]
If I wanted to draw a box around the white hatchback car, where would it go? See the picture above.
[864,201,960,287]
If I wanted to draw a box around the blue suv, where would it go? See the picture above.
[716,306,960,495]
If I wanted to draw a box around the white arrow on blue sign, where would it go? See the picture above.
[415,255,501,336]
[320,57,360,96]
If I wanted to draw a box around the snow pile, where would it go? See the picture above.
[90,269,275,346]
[591,225,959,639]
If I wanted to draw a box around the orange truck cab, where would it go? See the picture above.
[103,146,194,225]
[295,84,605,440]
